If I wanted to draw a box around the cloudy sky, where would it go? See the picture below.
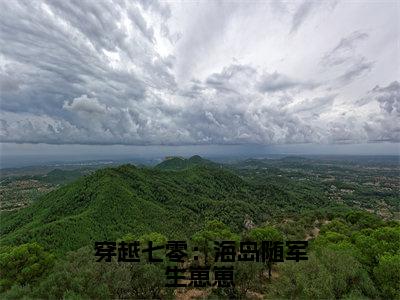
[0,0,399,161]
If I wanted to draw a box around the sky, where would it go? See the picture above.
[0,0,399,164]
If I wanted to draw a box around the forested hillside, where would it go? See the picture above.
[0,163,320,254]
[0,157,398,299]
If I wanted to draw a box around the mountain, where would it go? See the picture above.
[37,169,90,185]
[155,155,220,170]
[0,163,302,255]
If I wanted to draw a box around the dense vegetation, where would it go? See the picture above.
[1,158,334,254]
[0,155,399,299]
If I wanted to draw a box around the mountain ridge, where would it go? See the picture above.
[0,163,297,254]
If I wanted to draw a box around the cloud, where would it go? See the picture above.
[290,1,316,34]
[63,95,107,114]
[336,57,374,85]
[0,0,398,146]
[372,81,400,114]
[288,95,336,115]
[172,1,242,82]
[257,72,318,93]
[321,31,374,86]
[289,0,337,34]
[205,64,257,94]
[354,81,400,142]
[321,31,369,66]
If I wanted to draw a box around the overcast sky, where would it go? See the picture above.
[0,0,399,160]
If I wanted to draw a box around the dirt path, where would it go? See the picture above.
[175,288,210,300]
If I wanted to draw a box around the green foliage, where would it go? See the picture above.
[1,156,398,298]
[0,164,296,254]
[0,243,54,292]
[233,261,264,297]
[352,226,400,267]
[313,231,350,247]
[270,253,335,299]
[34,247,111,299]
[192,220,239,265]
[345,211,384,230]
[0,284,33,300]
[31,246,167,299]
[139,232,168,246]
[271,212,399,299]
[317,248,377,298]
[270,249,377,299]
[319,218,351,235]
[246,225,284,242]
[373,253,400,299]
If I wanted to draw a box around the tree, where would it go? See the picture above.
[269,253,335,299]
[34,246,110,299]
[373,253,400,299]
[0,243,54,292]
[345,211,383,229]
[234,261,264,297]
[191,220,239,265]
[246,226,284,278]
[34,245,168,299]
[320,218,350,235]
[246,225,283,243]
[353,226,400,267]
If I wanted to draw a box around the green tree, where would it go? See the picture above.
[34,245,168,299]
[247,225,284,243]
[269,252,335,299]
[192,220,239,265]
[246,225,284,278]
[0,243,54,292]
[320,218,351,235]
[373,253,400,299]
[233,261,264,297]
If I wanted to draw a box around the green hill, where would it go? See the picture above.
[0,164,304,254]
[1,159,398,299]
[37,169,89,185]
[155,155,220,170]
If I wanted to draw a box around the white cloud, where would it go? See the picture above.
[63,95,107,114]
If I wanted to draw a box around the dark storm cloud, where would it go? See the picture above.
[0,0,398,146]
[169,64,329,145]
[0,0,179,145]
[0,0,154,116]
[0,0,175,127]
